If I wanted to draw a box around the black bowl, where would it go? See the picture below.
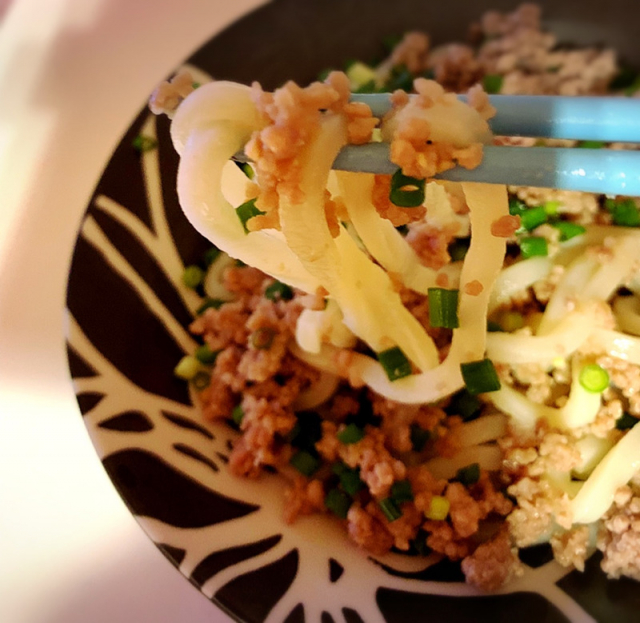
[66,1,640,622]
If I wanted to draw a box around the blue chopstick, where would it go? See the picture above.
[350,94,640,143]
[331,143,640,195]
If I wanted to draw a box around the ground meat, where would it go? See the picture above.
[283,477,325,524]
[387,78,486,180]
[371,175,426,227]
[597,483,640,580]
[149,69,197,116]
[428,44,483,93]
[347,502,395,556]
[551,526,591,571]
[245,71,376,229]
[388,32,430,74]
[338,428,407,498]
[461,529,523,590]
[405,221,458,271]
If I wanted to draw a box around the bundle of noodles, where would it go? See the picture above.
[157,50,640,586]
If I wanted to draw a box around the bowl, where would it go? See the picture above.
[65,1,640,621]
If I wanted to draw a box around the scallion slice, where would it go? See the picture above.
[425,495,450,520]
[195,344,219,365]
[377,346,412,381]
[483,74,503,94]
[182,265,205,289]
[428,288,459,329]
[579,364,610,393]
[250,327,276,350]
[454,463,480,485]
[231,405,245,426]
[610,199,640,227]
[265,280,294,302]
[174,355,200,380]
[460,359,501,395]
[325,488,352,519]
[578,140,606,149]
[337,423,365,445]
[447,389,482,421]
[553,221,586,241]
[508,197,528,217]
[389,169,425,208]
[203,246,221,266]
[192,371,210,390]
[132,134,158,152]
[519,236,548,259]
[410,424,430,452]
[196,298,225,315]
[332,463,364,495]
[290,450,320,476]
[519,205,548,231]
[616,412,638,430]
[379,497,402,522]
[390,480,414,504]
[236,198,265,233]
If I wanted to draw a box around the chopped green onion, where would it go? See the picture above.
[410,424,430,452]
[616,412,638,430]
[483,74,503,94]
[454,463,481,485]
[192,371,210,390]
[519,236,548,259]
[425,495,450,520]
[289,450,320,476]
[174,355,201,380]
[578,140,606,149]
[182,265,205,289]
[337,423,365,445]
[236,198,265,233]
[384,64,414,92]
[346,61,378,89]
[196,298,225,315]
[610,66,639,90]
[508,197,528,217]
[354,79,378,94]
[192,82,201,89]
[132,134,158,152]
[519,206,548,231]
[377,346,412,381]
[390,480,414,504]
[234,161,255,179]
[231,405,245,426]
[500,310,525,333]
[579,364,610,393]
[428,288,459,329]
[610,199,640,227]
[195,344,219,365]
[379,497,403,522]
[203,246,221,266]
[325,488,352,519]
[543,200,561,216]
[447,389,482,421]
[389,169,425,208]
[553,221,586,241]
[411,530,431,556]
[317,68,333,81]
[460,359,501,395]
[265,280,294,302]
[235,259,247,267]
[487,320,503,332]
[448,238,470,262]
[332,463,364,495]
[250,327,276,350]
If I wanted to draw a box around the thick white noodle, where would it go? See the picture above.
[486,306,596,365]
[336,171,440,295]
[425,445,503,480]
[588,328,640,365]
[488,256,553,314]
[571,422,640,524]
